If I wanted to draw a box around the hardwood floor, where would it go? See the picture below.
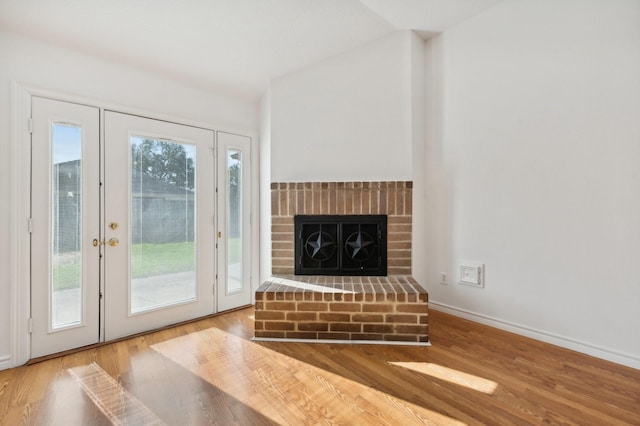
[0,307,638,425]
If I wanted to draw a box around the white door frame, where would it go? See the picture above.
[9,84,259,367]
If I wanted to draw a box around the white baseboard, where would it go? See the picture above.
[429,301,640,371]
[0,355,11,371]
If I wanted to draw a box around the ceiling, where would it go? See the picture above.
[0,0,503,101]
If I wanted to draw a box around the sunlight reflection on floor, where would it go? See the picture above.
[388,362,498,394]
[151,327,466,425]
[68,362,165,425]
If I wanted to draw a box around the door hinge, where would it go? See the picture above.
[28,318,33,333]
[28,218,33,234]
[28,118,33,134]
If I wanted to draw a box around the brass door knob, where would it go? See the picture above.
[109,222,119,230]
[108,238,119,247]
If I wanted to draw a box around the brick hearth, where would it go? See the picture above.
[255,275,428,344]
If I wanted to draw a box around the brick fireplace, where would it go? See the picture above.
[255,181,429,344]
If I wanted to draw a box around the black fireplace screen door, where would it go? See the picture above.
[294,215,387,276]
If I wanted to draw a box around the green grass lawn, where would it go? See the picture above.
[53,239,241,290]
[130,241,196,279]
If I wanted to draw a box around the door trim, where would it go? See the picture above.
[9,84,258,367]
[9,83,32,367]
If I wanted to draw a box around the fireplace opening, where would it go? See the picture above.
[294,215,387,276]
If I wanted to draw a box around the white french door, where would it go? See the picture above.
[217,132,252,312]
[31,97,101,357]
[103,111,216,340]
[30,98,254,357]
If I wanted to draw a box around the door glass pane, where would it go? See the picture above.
[51,124,83,329]
[130,137,196,313]
[227,149,242,293]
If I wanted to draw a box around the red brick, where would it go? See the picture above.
[272,266,294,275]
[388,266,412,275]
[318,332,351,340]
[396,304,428,314]
[297,322,329,332]
[362,304,393,313]
[351,333,383,340]
[352,314,383,323]
[395,325,429,334]
[286,331,318,339]
[254,311,285,320]
[271,224,293,233]
[319,313,350,322]
[384,334,418,342]
[265,321,295,331]
[254,321,264,330]
[286,312,317,321]
[297,302,328,312]
[330,323,361,332]
[266,302,295,311]
[271,216,293,225]
[363,324,395,333]
[386,314,418,324]
[329,303,361,312]
[254,330,285,338]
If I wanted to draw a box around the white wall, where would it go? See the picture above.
[263,31,426,288]
[270,31,416,183]
[0,31,258,368]
[423,0,640,368]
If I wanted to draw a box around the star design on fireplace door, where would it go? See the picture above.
[306,232,335,260]
[345,231,374,260]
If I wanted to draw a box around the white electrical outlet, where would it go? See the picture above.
[440,272,448,284]
[458,262,484,288]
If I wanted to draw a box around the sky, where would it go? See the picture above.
[52,123,81,164]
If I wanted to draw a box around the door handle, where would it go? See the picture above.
[108,238,119,247]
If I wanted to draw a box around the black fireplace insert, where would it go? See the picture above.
[294,215,387,276]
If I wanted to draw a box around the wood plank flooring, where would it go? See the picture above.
[0,307,638,425]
